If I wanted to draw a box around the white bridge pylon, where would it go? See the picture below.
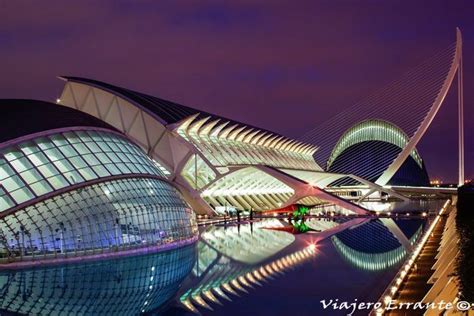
[301,28,465,188]
[377,28,464,186]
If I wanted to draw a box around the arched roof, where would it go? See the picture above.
[60,76,290,137]
[0,99,116,146]
[59,76,320,172]
[60,77,199,125]
[327,119,423,169]
[0,129,166,217]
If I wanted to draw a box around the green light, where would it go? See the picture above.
[291,205,310,233]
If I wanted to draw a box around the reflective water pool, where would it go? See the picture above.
[170,221,427,315]
[0,244,196,315]
[0,200,445,315]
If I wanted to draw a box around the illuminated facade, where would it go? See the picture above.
[0,100,197,264]
[327,120,430,187]
[56,77,412,215]
[1,30,463,226]
[2,72,439,226]
[301,29,463,188]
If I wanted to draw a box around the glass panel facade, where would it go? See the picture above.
[0,130,165,213]
[0,177,198,262]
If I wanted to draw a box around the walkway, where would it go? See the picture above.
[385,210,449,315]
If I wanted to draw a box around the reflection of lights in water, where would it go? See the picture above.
[332,237,407,270]
[213,286,231,301]
[193,295,213,310]
[200,219,295,265]
[331,224,423,271]
[231,279,248,293]
[360,201,391,212]
[246,272,261,286]
[0,244,196,315]
[238,276,253,288]
[305,218,339,232]
[180,244,317,313]
[253,270,264,281]
[203,290,221,305]
[221,283,238,296]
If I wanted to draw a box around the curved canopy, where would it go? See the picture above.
[327,119,422,169]
[60,76,308,142]
[0,129,165,216]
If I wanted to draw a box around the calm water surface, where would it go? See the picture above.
[0,200,445,315]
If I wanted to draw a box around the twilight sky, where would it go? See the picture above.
[0,0,473,182]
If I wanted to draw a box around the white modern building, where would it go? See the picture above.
[56,77,409,215]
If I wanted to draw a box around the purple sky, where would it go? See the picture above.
[1,0,473,182]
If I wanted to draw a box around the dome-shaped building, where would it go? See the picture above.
[0,99,197,265]
[326,120,430,187]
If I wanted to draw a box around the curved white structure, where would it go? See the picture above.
[376,29,463,185]
[301,29,464,188]
[55,29,465,216]
[57,77,371,215]
[327,119,423,170]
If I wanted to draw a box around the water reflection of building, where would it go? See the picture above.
[0,100,197,265]
[332,219,424,270]
[0,244,196,315]
[178,220,316,313]
[200,220,295,264]
[306,218,340,232]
